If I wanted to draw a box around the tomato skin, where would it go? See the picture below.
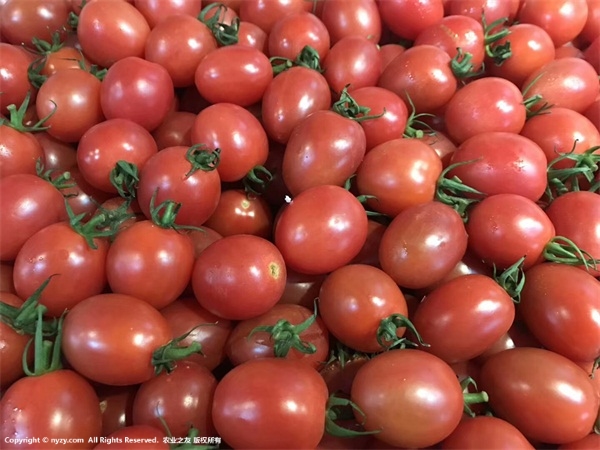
[351,349,464,448]
[132,361,217,438]
[0,0,69,47]
[282,110,366,196]
[466,194,555,270]
[320,0,381,44]
[268,11,330,61]
[519,263,600,363]
[96,384,138,437]
[318,264,408,353]
[0,44,36,115]
[277,269,327,309]
[274,185,369,275]
[356,138,443,217]
[36,132,78,171]
[238,0,313,34]
[378,0,444,41]
[413,274,515,364]
[134,0,203,28]
[77,0,151,67]
[151,111,195,150]
[446,0,517,25]
[192,234,287,321]
[261,67,331,144]
[441,416,534,449]
[212,358,328,449]
[558,433,600,450]
[194,45,273,107]
[0,293,30,388]
[0,174,67,262]
[379,201,468,290]
[0,370,102,449]
[0,125,44,179]
[479,347,599,444]
[63,293,174,386]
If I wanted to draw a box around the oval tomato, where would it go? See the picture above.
[441,416,534,449]
[268,11,330,61]
[378,0,444,41]
[320,0,381,44]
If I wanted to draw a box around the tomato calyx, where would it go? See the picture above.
[483,16,512,67]
[36,158,75,191]
[545,145,600,201]
[65,200,116,249]
[27,32,65,88]
[0,90,56,133]
[325,394,380,438]
[376,313,428,351]
[247,302,319,358]
[199,3,239,47]
[331,85,386,122]
[242,165,273,196]
[185,144,221,177]
[461,377,490,418]
[110,160,140,199]
[151,328,204,376]
[270,45,323,75]
[493,256,526,303]
[451,48,485,80]
[435,160,485,221]
[23,306,65,377]
[522,73,554,118]
[543,236,600,272]
[403,94,437,139]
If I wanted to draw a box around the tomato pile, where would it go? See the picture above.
[1,0,600,449]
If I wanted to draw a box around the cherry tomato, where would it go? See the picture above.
[151,110,195,150]
[134,0,203,28]
[0,292,30,388]
[0,0,70,47]
[0,44,36,115]
[96,384,138,437]
[320,0,381,44]
[35,132,77,171]
[559,433,600,450]
[446,0,516,25]
[277,269,327,309]
[238,0,313,34]
[378,0,444,41]
[268,11,330,60]
[441,416,534,449]
[0,124,45,179]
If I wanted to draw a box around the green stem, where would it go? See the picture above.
[376,313,428,350]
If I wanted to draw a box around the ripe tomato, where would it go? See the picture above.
[320,0,381,44]
[192,234,287,320]
[238,0,313,34]
[0,0,69,47]
[479,347,599,444]
[446,0,517,25]
[558,434,600,450]
[212,358,328,449]
[318,264,409,353]
[0,124,45,180]
[0,44,36,115]
[134,0,203,28]
[151,110,195,150]
[378,0,444,41]
[379,201,468,290]
[351,349,464,448]
[441,416,534,449]
[62,293,175,386]
[274,185,368,275]
[36,132,77,171]
[96,384,138,437]
[0,292,30,388]
[268,11,330,60]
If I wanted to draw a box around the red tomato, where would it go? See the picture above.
[192,234,287,320]
[238,0,313,34]
[0,44,36,115]
[151,110,195,150]
[0,124,45,179]
[274,185,368,275]
[0,370,102,449]
[268,11,330,60]
[580,0,600,43]
[378,0,444,41]
[194,45,272,107]
[38,46,90,78]
[479,347,599,444]
[62,293,175,386]
[0,0,69,47]
[379,201,468,290]
[320,0,381,43]
[212,358,328,449]
[77,0,151,67]
[277,269,327,309]
[96,384,138,437]
[356,138,443,217]
[446,0,517,25]
[36,132,77,171]
[0,292,30,388]
[134,0,203,28]
[441,416,534,449]
[559,433,600,450]
[351,349,464,448]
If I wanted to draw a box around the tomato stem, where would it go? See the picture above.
[23,307,64,377]
[545,145,600,201]
[270,45,323,75]
[110,160,140,199]
[435,160,485,221]
[331,85,385,122]
[451,48,484,79]
[493,256,526,303]
[0,90,56,133]
[376,313,429,350]
[543,236,600,272]
[152,328,204,376]
[325,394,381,438]
[242,165,273,196]
[403,92,436,138]
[483,16,512,66]
[185,144,220,177]
[65,200,116,249]
[198,3,240,46]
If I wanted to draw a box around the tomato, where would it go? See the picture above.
[225,303,330,369]
[35,132,77,171]
[54,166,113,220]
[417,130,458,168]
[378,0,444,41]
[522,58,599,114]
[479,347,599,444]
[0,174,67,262]
[320,0,381,44]
[467,194,556,270]
[519,263,600,363]
[0,264,16,293]
[0,124,45,179]
[378,44,458,114]
[379,201,468,290]
[159,296,232,371]
[194,45,273,107]
[274,185,369,275]
[349,219,386,268]
[212,358,328,449]
[583,35,600,73]
[151,110,195,150]
[144,14,216,88]
[134,0,203,28]
[186,226,223,258]
[0,44,36,115]
[62,293,175,386]
[449,132,548,202]
[282,110,366,196]
[132,361,216,438]
[37,45,90,78]
[583,97,600,132]
[559,433,600,450]
[0,370,102,449]
[351,349,464,448]
[261,66,332,144]
[446,0,517,25]
[192,234,287,320]
[190,102,269,182]
[517,0,588,47]
[580,0,600,44]
[444,77,526,144]
[238,0,313,34]
[36,68,104,143]
[318,264,408,353]
[268,11,330,60]
[94,425,168,450]
[486,24,555,88]
[277,269,327,309]
[413,274,515,363]
[238,20,269,52]
[0,292,30,388]
[0,0,69,47]
[356,138,443,217]
[77,0,151,67]
[441,416,534,449]
[96,384,138,437]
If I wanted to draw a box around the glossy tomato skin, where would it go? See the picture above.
[260,66,332,144]
[268,11,330,61]
[413,274,515,364]
[0,174,67,262]
[466,194,555,270]
[238,0,312,34]
[0,125,44,180]
[320,0,381,44]
[212,358,328,449]
[192,235,287,321]
[62,293,173,386]
[134,0,203,28]
[132,361,217,438]
[519,263,600,363]
[378,0,444,41]
[558,433,600,450]
[318,264,408,353]
[225,303,330,369]
[479,347,599,444]
[0,293,30,388]
[351,349,464,448]
[0,0,69,47]
[0,44,36,115]
[195,45,273,107]
[356,138,443,217]
[441,416,534,449]
[282,110,366,196]
[277,269,327,309]
[379,201,468,290]
[274,185,369,275]
[96,384,138,437]
[0,370,102,449]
